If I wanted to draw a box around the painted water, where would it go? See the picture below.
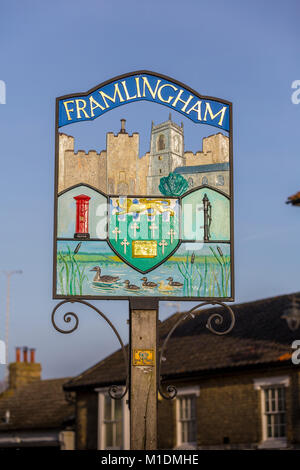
[56,241,231,298]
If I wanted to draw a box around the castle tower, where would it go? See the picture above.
[147,114,185,195]
[106,119,140,195]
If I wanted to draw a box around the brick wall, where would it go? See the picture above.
[157,366,300,449]
[75,391,98,450]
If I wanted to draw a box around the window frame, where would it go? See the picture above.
[175,386,200,448]
[216,174,224,186]
[254,376,289,449]
[96,387,130,450]
[157,133,166,151]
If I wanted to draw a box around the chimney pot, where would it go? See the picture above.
[23,347,28,363]
[30,348,36,364]
[120,119,126,133]
[15,347,21,363]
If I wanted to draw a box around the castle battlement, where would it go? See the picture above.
[68,149,105,158]
[106,132,139,138]
[58,119,229,196]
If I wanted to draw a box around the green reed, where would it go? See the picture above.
[176,247,230,297]
[209,246,230,297]
[57,246,88,295]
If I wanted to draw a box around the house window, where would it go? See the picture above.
[253,375,289,449]
[176,386,199,448]
[264,387,286,439]
[97,389,130,450]
[178,396,196,444]
[103,395,122,448]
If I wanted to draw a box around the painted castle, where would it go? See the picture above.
[58,115,230,196]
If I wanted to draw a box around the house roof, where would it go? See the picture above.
[286,191,300,206]
[0,378,74,431]
[64,292,300,391]
[174,162,229,174]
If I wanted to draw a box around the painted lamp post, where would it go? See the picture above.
[74,194,91,239]
[203,193,212,242]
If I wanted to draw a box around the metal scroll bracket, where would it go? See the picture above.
[158,301,235,400]
[51,299,128,400]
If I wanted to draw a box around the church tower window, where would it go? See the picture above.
[157,134,165,151]
[216,175,224,186]
[174,135,180,152]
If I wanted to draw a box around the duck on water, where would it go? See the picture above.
[124,280,140,291]
[140,277,157,288]
[90,266,120,285]
[166,277,183,287]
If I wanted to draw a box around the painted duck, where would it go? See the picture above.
[158,281,174,291]
[124,280,140,291]
[90,266,120,284]
[166,277,183,287]
[141,277,157,288]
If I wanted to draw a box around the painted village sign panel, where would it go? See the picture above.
[53,71,234,300]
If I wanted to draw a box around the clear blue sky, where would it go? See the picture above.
[0,0,299,380]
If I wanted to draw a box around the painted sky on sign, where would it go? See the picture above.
[0,0,299,381]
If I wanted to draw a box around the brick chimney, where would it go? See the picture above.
[8,347,41,390]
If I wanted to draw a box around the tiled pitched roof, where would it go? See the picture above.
[0,378,74,431]
[64,292,300,390]
[174,162,229,174]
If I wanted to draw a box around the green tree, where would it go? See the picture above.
[159,172,189,196]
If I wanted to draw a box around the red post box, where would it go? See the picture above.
[74,194,91,239]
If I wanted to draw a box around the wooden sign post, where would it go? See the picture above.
[129,299,158,450]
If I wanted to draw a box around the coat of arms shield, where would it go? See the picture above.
[108,197,180,273]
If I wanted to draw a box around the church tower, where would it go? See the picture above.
[147,114,185,195]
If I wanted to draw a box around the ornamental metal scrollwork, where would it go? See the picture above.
[51,299,128,400]
[158,301,235,400]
